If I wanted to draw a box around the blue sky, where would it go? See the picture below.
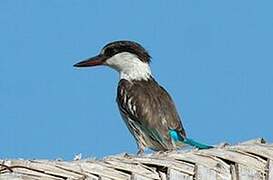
[1,0,273,160]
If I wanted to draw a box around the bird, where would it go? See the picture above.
[74,40,212,155]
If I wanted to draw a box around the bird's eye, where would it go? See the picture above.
[104,48,115,57]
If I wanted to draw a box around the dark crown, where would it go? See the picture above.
[101,41,151,63]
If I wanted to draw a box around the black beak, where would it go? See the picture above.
[73,54,106,67]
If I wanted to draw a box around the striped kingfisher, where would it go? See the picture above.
[74,40,212,155]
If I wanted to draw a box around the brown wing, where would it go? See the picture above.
[117,78,186,150]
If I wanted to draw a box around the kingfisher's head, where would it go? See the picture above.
[74,40,152,81]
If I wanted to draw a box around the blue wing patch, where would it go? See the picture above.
[169,129,183,142]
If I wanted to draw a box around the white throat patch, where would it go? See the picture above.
[104,52,152,81]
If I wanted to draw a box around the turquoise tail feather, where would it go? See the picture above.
[183,138,213,149]
[169,130,213,149]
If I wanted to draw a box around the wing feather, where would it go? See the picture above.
[117,78,186,150]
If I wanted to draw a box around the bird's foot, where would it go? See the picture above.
[153,149,175,156]
[137,149,144,156]
[153,151,165,156]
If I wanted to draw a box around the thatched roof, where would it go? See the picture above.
[1,138,272,180]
